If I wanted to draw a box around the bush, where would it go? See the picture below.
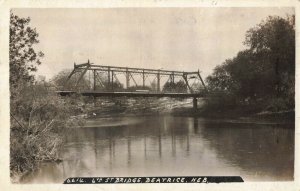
[265,97,290,112]
[10,83,84,182]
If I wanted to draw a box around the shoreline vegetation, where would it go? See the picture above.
[10,12,295,183]
[9,13,86,182]
[84,97,295,124]
[172,107,295,124]
[10,88,86,182]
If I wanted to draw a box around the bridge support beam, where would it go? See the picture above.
[183,74,193,93]
[108,67,111,91]
[111,70,114,90]
[126,68,130,89]
[142,70,145,88]
[193,97,197,110]
[171,72,175,83]
[197,70,207,92]
[157,72,160,92]
[93,70,96,90]
[75,64,90,89]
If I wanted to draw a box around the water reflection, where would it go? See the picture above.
[200,122,294,181]
[22,116,294,183]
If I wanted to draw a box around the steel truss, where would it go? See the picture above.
[64,60,207,93]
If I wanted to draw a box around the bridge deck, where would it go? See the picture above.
[57,91,206,98]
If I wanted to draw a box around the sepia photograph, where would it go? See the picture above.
[2,1,297,189]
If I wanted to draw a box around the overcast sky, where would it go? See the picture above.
[13,8,294,80]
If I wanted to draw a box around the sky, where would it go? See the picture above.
[13,8,294,81]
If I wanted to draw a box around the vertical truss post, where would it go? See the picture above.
[183,74,193,93]
[107,67,111,91]
[93,70,96,90]
[126,68,130,89]
[157,71,160,92]
[111,70,114,91]
[171,72,175,83]
[142,69,145,88]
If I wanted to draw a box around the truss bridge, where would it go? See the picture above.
[57,60,209,109]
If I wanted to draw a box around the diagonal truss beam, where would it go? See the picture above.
[75,65,90,88]
[197,70,207,91]
[129,73,138,87]
[182,74,193,93]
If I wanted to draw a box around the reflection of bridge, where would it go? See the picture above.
[57,60,208,109]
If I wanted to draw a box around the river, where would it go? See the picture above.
[22,115,294,183]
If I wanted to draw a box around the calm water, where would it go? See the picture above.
[23,116,294,183]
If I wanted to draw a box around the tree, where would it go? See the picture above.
[51,69,125,91]
[51,69,90,90]
[9,13,84,181]
[104,81,124,91]
[206,15,295,110]
[206,61,236,93]
[244,15,295,98]
[150,80,157,91]
[10,12,44,96]
[10,12,46,119]
[163,80,187,93]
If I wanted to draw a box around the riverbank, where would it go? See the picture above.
[171,107,295,124]
[83,97,295,124]
[10,90,87,183]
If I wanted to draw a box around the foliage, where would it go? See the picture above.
[102,81,124,91]
[150,80,157,91]
[10,12,44,99]
[163,80,187,93]
[51,69,95,91]
[51,68,125,91]
[244,15,295,98]
[10,84,84,181]
[9,13,84,182]
[206,15,295,112]
[51,69,73,90]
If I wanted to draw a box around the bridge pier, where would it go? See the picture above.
[193,97,197,110]
[93,96,96,106]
